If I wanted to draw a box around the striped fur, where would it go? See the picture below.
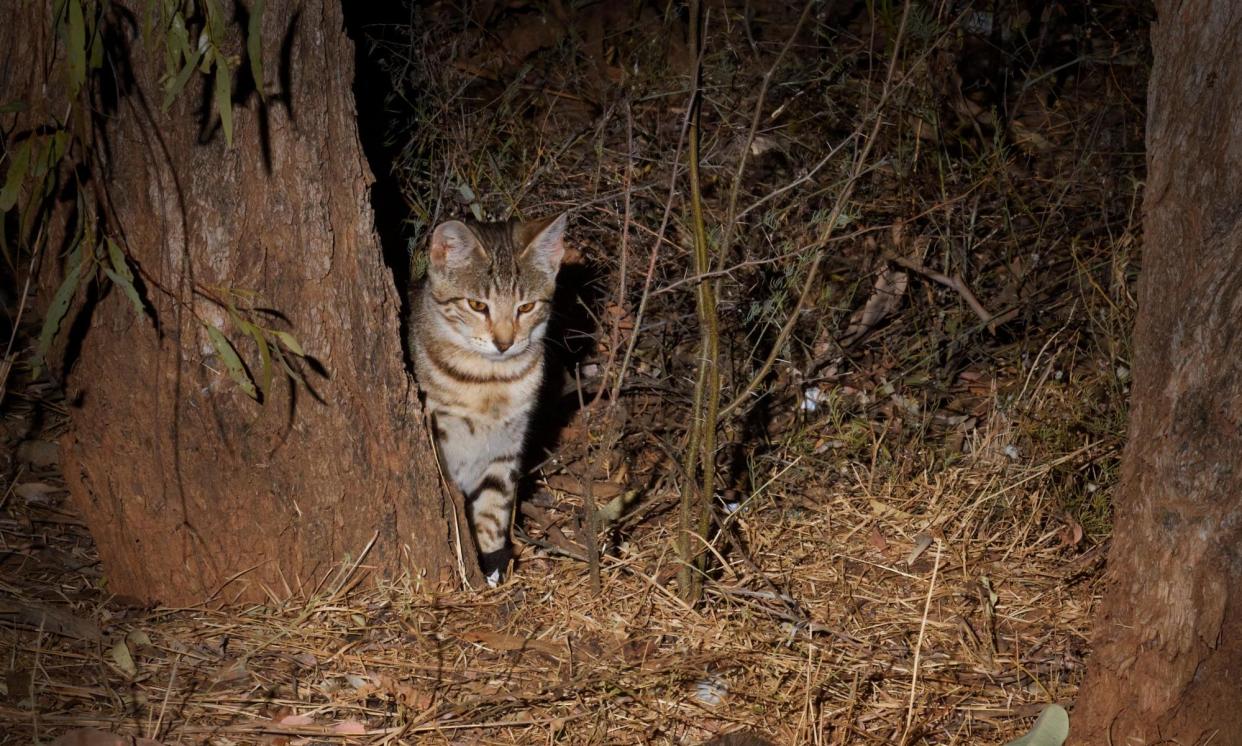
[409,214,566,585]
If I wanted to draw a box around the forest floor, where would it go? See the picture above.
[2,1,1150,744]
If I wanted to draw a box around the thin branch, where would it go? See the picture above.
[718,0,917,422]
[677,0,719,603]
[886,253,1000,333]
[714,0,816,273]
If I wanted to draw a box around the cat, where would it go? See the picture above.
[409,213,567,586]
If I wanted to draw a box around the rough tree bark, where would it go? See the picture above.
[4,1,473,604]
[1071,1,1242,742]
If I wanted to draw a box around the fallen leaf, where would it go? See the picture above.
[460,630,565,659]
[906,532,934,565]
[843,267,908,343]
[277,714,315,726]
[332,720,367,735]
[1058,515,1084,548]
[870,498,914,521]
[126,629,153,649]
[16,439,59,467]
[379,674,434,709]
[1003,703,1069,746]
[6,668,31,704]
[868,526,889,552]
[14,481,58,504]
[110,639,137,677]
[50,729,164,746]
[1,602,101,641]
[213,662,249,684]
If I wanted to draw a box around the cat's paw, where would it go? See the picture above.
[478,546,512,588]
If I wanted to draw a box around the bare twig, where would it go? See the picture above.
[719,0,917,421]
[575,367,602,595]
[714,0,816,274]
[902,539,943,746]
[887,253,999,333]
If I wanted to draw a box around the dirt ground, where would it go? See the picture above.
[2,1,1150,743]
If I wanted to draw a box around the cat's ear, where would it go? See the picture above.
[429,220,483,271]
[519,213,567,273]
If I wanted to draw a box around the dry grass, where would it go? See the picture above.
[2,1,1149,744]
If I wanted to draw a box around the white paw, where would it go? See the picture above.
[485,569,501,588]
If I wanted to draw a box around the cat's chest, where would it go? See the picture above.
[426,361,542,422]
[459,382,526,420]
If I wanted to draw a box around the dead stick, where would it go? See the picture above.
[886,253,999,333]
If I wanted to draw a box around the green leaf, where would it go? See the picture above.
[205,0,226,47]
[162,46,204,111]
[205,324,257,399]
[67,0,87,98]
[142,0,157,45]
[1003,704,1069,746]
[109,639,137,677]
[89,16,104,70]
[198,43,215,74]
[247,325,273,402]
[47,130,70,171]
[0,139,31,212]
[33,245,85,376]
[30,131,68,180]
[104,238,144,317]
[0,101,26,114]
[168,11,189,64]
[103,268,145,317]
[248,0,266,99]
[272,344,305,387]
[273,330,304,356]
[214,60,233,147]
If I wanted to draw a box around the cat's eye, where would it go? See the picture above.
[466,299,489,314]
[516,301,536,315]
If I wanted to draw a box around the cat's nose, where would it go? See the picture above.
[493,337,513,352]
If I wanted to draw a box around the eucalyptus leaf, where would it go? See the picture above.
[206,324,257,399]
[248,0,266,98]
[110,639,137,677]
[214,61,233,147]
[105,238,132,282]
[33,245,85,377]
[89,20,104,70]
[248,325,273,402]
[67,0,87,98]
[272,344,305,387]
[142,0,157,45]
[162,47,204,111]
[103,268,145,318]
[1003,704,1069,746]
[168,11,189,63]
[47,130,70,169]
[273,330,304,356]
[206,0,226,47]
[30,135,54,180]
[0,139,31,212]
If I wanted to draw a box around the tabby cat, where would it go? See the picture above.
[409,213,567,586]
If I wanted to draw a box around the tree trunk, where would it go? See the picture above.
[7,1,471,604]
[1071,1,1242,742]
